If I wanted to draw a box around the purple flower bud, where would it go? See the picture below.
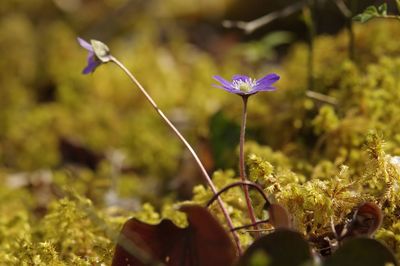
[77,37,111,74]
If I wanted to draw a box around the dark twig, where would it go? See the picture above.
[231,219,270,232]
[331,0,354,59]
[206,181,270,209]
[332,0,351,18]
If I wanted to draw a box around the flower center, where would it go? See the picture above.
[232,79,257,93]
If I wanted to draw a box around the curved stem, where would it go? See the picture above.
[231,219,270,232]
[239,96,260,237]
[206,180,270,208]
[110,57,242,255]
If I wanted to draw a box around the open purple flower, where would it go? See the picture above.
[77,37,111,74]
[213,73,280,96]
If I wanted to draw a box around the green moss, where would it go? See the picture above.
[2,2,400,263]
[0,196,125,265]
[376,221,400,261]
[312,105,340,135]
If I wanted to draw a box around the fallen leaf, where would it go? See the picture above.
[112,204,236,266]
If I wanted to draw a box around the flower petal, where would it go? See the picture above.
[255,73,280,88]
[212,73,278,96]
[232,74,250,82]
[77,37,93,51]
[87,51,95,62]
[82,60,101,74]
[213,75,234,88]
[212,84,242,94]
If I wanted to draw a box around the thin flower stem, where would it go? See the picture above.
[239,96,260,238]
[110,56,242,255]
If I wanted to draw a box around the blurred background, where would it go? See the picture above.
[0,0,395,207]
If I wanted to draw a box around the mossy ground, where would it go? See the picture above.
[1,1,400,263]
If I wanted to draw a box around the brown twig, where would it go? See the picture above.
[223,1,307,34]
[206,180,270,209]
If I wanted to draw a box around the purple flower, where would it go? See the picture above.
[77,38,101,74]
[213,73,280,96]
[77,37,111,74]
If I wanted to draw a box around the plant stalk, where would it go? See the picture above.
[110,56,242,255]
[239,96,260,238]
[206,180,270,208]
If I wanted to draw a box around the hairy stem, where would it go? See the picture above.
[110,56,242,255]
[239,96,260,238]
